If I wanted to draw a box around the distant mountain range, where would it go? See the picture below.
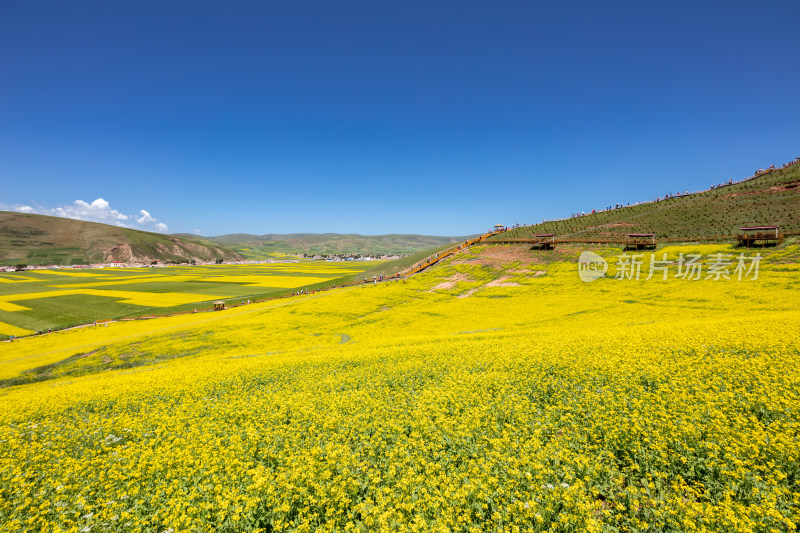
[0,212,243,266]
[0,212,470,266]
[174,233,473,259]
[6,157,798,267]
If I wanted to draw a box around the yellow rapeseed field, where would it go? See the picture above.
[0,262,380,335]
[0,321,31,337]
[0,289,220,308]
[0,244,798,532]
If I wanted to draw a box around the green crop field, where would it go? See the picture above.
[0,261,380,337]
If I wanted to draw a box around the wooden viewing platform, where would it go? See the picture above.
[624,233,656,251]
[530,233,556,250]
[736,226,783,248]
[482,228,800,248]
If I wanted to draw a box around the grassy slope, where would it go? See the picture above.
[491,163,800,242]
[0,212,243,265]
[199,233,471,258]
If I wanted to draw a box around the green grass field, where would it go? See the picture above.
[0,261,380,336]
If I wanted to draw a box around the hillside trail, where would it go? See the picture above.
[555,200,685,240]
[399,230,500,277]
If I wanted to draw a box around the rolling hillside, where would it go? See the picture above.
[0,212,243,265]
[490,161,800,242]
[189,233,473,258]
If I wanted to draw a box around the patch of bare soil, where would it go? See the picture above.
[429,272,473,291]
[103,243,133,262]
[452,245,543,268]
[485,276,520,288]
[769,180,800,191]
[458,272,535,298]
[722,190,763,199]
[510,268,547,276]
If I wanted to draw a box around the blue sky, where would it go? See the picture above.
[1,1,798,236]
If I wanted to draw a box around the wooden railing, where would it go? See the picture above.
[395,230,504,277]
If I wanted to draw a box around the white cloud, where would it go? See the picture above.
[5,198,170,233]
[194,229,203,236]
[51,197,130,224]
[137,209,156,224]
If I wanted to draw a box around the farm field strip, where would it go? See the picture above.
[196,275,332,287]
[0,289,219,307]
[25,270,118,278]
[0,302,30,312]
[46,275,197,289]
[0,321,32,337]
[0,275,42,283]
[0,262,379,335]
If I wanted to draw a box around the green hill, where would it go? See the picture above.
[193,233,473,259]
[490,161,800,242]
[0,212,243,266]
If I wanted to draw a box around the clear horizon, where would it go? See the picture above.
[1,1,798,236]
